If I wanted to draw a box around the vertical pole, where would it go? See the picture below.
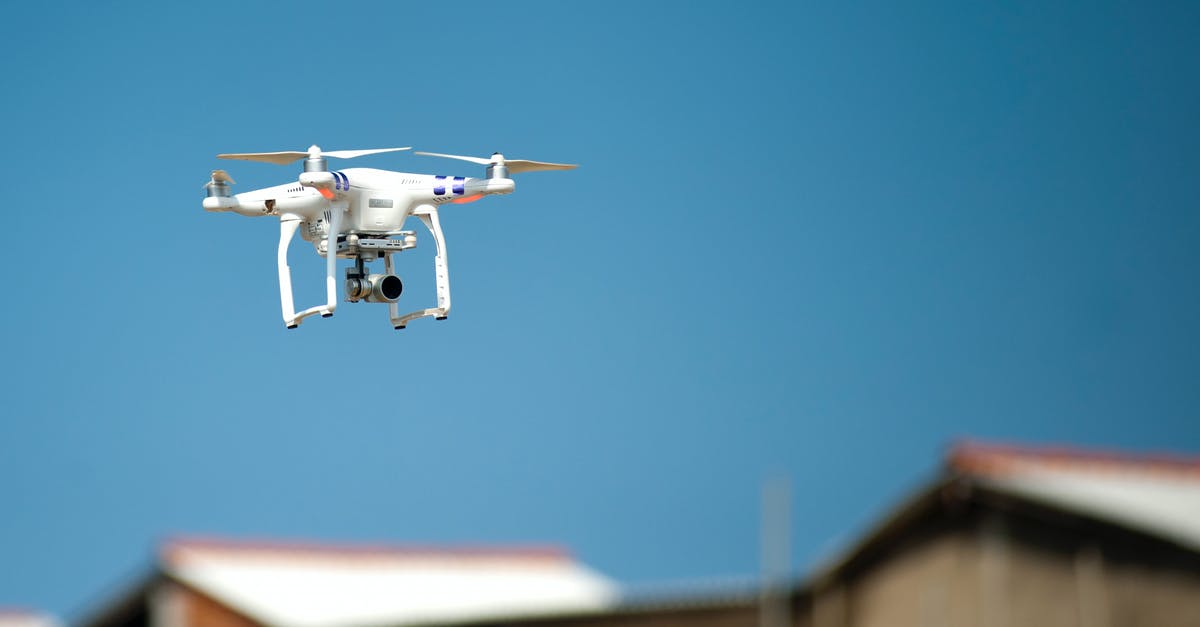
[761,476,792,627]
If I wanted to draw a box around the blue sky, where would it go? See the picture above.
[1,1,1198,619]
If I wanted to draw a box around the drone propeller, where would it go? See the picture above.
[414,151,577,174]
[202,169,235,189]
[217,145,411,166]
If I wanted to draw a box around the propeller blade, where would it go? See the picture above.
[217,151,309,165]
[413,151,493,165]
[219,146,411,165]
[323,147,411,159]
[415,150,578,171]
[416,151,578,173]
[505,159,578,174]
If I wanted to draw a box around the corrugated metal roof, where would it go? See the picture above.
[161,538,618,627]
[951,442,1200,550]
[808,441,1200,586]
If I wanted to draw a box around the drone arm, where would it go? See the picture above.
[391,205,451,329]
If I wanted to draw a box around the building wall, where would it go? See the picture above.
[984,509,1200,627]
[830,530,972,627]
[483,603,764,627]
[968,514,1088,627]
[149,583,259,627]
[180,588,260,627]
[1101,550,1200,627]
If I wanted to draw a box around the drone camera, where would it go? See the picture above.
[346,273,403,303]
[371,274,404,302]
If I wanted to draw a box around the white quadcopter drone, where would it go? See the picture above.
[202,145,576,329]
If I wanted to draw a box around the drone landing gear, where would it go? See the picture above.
[274,205,451,330]
[278,207,342,328]
[391,206,451,330]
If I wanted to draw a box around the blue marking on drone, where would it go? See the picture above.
[334,172,342,190]
[336,171,349,190]
[433,175,446,196]
[452,177,465,195]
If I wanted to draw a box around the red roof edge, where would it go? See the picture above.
[947,439,1200,478]
[160,535,574,566]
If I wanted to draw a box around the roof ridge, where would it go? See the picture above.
[161,535,573,564]
[948,440,1200,478]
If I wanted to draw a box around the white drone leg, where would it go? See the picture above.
[290,207,345,324]
[320,207,341,318]
[278,209,343,329]
[384,251,401,322]
[277,218,302,328]
[427,208,451,318]
[391,206,452,329]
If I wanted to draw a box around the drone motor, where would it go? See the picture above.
[304,154,328,173]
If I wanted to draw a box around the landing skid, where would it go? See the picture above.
[275,204,451,329]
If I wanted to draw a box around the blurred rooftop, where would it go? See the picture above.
[78,440,1200,627]
[948,440,1200,550]
[0,609,59,627]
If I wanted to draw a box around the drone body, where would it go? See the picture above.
[202,145,574,329]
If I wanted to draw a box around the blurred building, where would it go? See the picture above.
[83,539,616,627]
[799,441,1200,627]
[82,442,1200,627]
[0,609,59,627]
